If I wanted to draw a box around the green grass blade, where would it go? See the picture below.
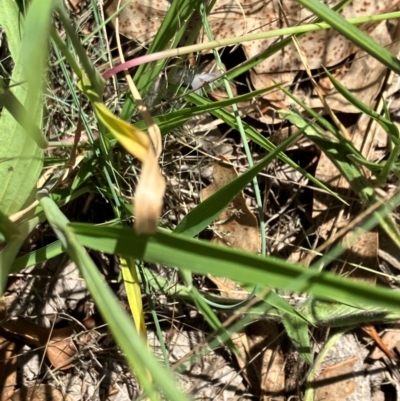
[322,68,400,185]
[54,1,104,96]
[71,220,400,313]
[281,109,372,201]
[184,91,342,202]
[38,191,191,401]
[323,68,398,136]
[11,240,64,273]
[174,129,302,237]
[282,313,312,364]
[133,86,279,135]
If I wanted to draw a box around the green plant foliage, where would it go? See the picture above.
[0,0,48,216]
[71,222,400,313]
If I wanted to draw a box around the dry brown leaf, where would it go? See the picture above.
[313,356,359,401]
[104,0,169,44]
[201,158,260,252]
[310,110,379,281]
[202,157,259,299]
[10,385,74,401]
[245,320,285,399]
[201,159,284,399]
[134,147,166,234]
[205,0,400,112]
[0,314,77,370]
[0,335,16,401]
[302,19,400,114]
[110,0,399,72]
[340,230,379,283]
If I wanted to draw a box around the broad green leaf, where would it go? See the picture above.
[19,0,51,148]
[0,78,43,142]
[0,210,20,241]
[0,0,46,216]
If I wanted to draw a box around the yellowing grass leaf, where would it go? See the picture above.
[82,76,165,233]
[120,256,147,340]
[93,102,149,162]
[93,101,166,233]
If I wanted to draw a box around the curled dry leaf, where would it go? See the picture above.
[92,100,165,234]
[133,116,165,234]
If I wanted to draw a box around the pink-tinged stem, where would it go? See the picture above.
[101,12,400,80]
[102,50,178,80]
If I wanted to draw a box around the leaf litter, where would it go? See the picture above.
[3,0,400,400]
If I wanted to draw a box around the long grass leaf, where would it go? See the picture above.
[38,191,190,401]
[71,198,400,315]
